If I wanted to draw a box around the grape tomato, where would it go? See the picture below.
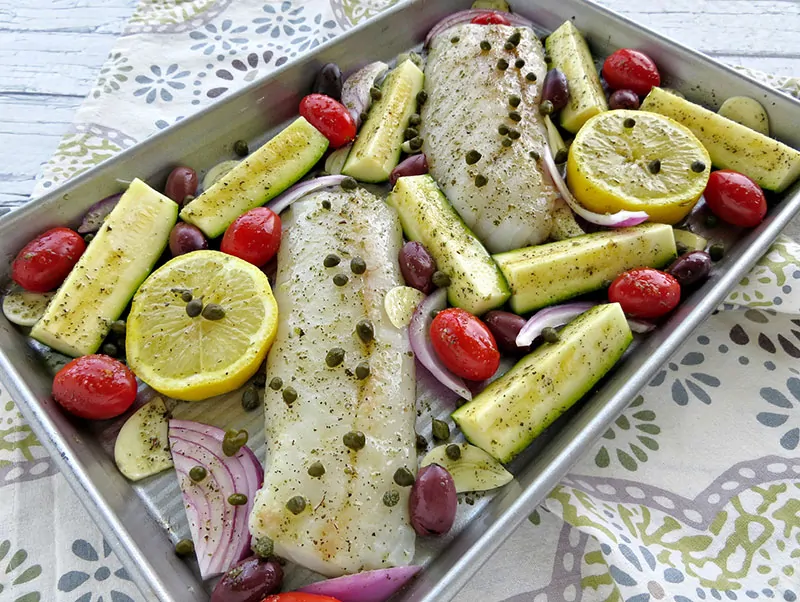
[608,268,681,319]
[602,49,661,96]
[703,170,767,228]
[53,355,137,420]
[221,207,282,267]
[470,12,511,25]
[429,308,500,381]
[12,227,86,293]
[299,94,356,149]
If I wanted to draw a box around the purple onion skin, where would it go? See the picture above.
[409,464,457,536]
[542,68,570,111]
[484,311,530,355]
[164,166,198,207]
[390,155,429,186]
[169,222,208,256]
[399,241,437,294]
[667,251,712,289]
[608,89,641,110]
[210,556,283,602]
[78,194,122,234]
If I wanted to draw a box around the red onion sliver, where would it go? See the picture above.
[409,289,472,401]
[341,61,389,126]
[297,566,422,602]
[424,10,535,47]
[627,318,656,333]
[541,142,649,228]
[168,419,263,579]
[516,302,597,347]
[267,175,349,215]
[78,193,122,234]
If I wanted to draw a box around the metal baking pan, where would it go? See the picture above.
[1,0,799,600]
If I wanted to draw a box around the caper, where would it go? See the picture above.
[498,124,509,136]
[404,127,419,140]
[185,298,203,318]
[705,214,719,228]
[202,303,225,321]
[496,59,509,71]
[623,117,636,128]
[101,342,118,357]
[367,86,382,103]
[409,137,423,151]
[393,466,415,487]
[350,256,367,274]
[416,434,428,450]
[110,320,127,336]
[446,444,462,460]
[432,271,451,288]
[326,347,345,367]
[504,41,514,51]
[343,430,366,451]
[648,159,662,175]
[502,138,513,147]
[355,362,370,380]
[341,177,357,191]
[321,199,331,210]
[475,174,488,188]
[383,490,400,507]
[480,40,491,51]
[408,113,421,127]
[360,111,369,123]
[509,110,522,122]
[542,327,560,343]
[84,233,95,243]
[286,495,306,515]
[324,254,341,268]
[175,290,192,303]
[529,150,541,160]
[222,429,248,456]
[691,160,707,173]
[308,461,325,478]
[451,36,460,43]
[508,129,521,140]
[416,90,428,105]
[233,139,249,157]
[175,539,195,557]
[525,72,537,82]
[189,465,207,482]
[538,101,553,116]
[465,150,482,165]
[554,148,568,164]
[253,372,267,388]
[508,31,521,46]
[269,376,283,390]
[356,319,374,343]
[515,58,525,69]
[283,386,297,405]
[252,537,274,559]
[465,494,475,505]
[432,418,450,441]
[228,493,248,506]
[709,243,725,262]
[242,386,260,411]
[333,273,349,286]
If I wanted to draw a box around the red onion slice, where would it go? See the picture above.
[267,175,349,215]
[297,566,422,602]
[541,143,649,228]
[168,419,263,579]
[341,62,389,126]
[78,193,122,234]
[409,289,472,401]
[516,302,597,347]
[627,318,656,333]
[424,10,535,46]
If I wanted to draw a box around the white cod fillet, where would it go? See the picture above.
[249,187,417,577]
[421,23,559,253]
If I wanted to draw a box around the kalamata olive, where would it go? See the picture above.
[667,250,712,288]
[541,68,570,112]
[390,154,429,186]
[409,463,457,536]
[210,556,283,602]
[164,166,198,207]
[312,63,343,101]
[608,89,641,111]
[484,310,529,355]
[399,241,437,294]
[169,222,208,256]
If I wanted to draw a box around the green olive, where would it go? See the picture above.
[286,495,306,515]
[326,347,345,367]
[432,418,450,441]
[189,466,207,482]
[393,466,415,487]
[343,430,366,451]
[307,461,325,478]
[228,493,248,506]
[175,539,195,557]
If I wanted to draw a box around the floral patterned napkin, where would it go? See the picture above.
[1,1,799,601]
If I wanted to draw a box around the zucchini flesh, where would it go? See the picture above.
[452,303,632,463]
[31,179,178,357]
[493,223,676,314]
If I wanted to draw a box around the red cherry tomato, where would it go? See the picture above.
[221,207,282,267]
[602,49,661,96]
[11,227,86,293]
[608,268,681,319]
[53,355,137,420]
[299,94,356,149]
[470,12,511,25]
[430,308,500,381]
[703,170,767,228]
[262,595,342,602]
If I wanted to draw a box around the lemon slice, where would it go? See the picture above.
[384,286,426,328]
[567,109,711,224]
[127,250,278,401]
